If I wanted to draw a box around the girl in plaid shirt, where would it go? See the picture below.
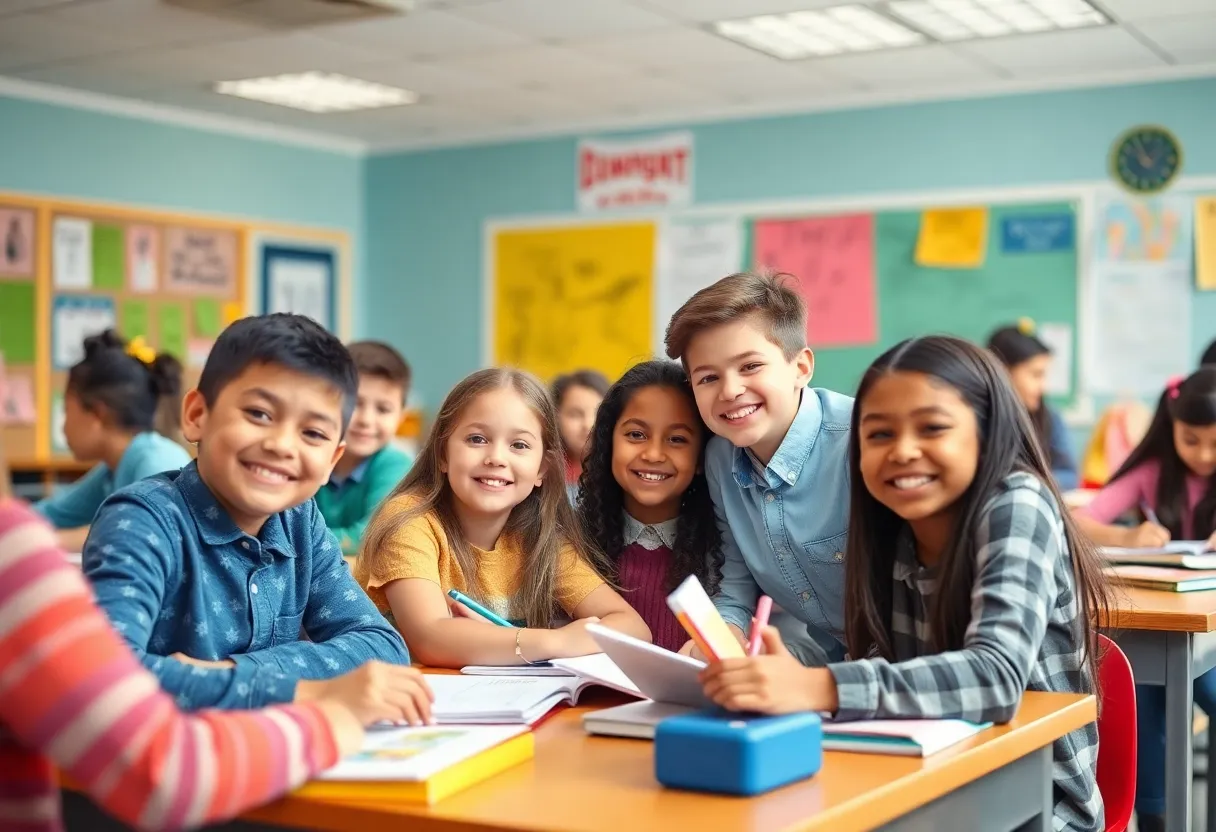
[700,336,1111,831]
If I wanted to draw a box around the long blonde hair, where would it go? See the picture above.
[360,368,610,627]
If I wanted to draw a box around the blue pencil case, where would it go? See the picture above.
[654,709,823,796]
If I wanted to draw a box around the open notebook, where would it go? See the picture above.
[424,675,612,725]
[1103,542,1216,570]
[298,724,532,803]
[1107,564,1216,593]
[820,718,991,757]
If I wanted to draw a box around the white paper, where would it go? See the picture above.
[267,257,330,328]
[656,217,743,351]
[53,295,116,370]
[1036,322,1073,397]
[53,217,92,289]
[51,394,67,453]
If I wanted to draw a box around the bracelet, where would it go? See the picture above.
[515,628,543,666]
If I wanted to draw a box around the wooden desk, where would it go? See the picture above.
[240,690,1094,832]
[1102,586,1216,832]
[8,456,91,493]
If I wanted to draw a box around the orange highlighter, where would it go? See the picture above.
[747,596,774,657]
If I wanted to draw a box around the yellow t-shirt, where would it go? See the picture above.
[356,495,604,626]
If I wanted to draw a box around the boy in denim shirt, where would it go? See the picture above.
[665,272,852,664]
[85,314,410,710]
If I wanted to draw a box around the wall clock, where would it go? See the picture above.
[1110,125,1182,194]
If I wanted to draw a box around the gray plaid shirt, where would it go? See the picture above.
[829,472,1102,831]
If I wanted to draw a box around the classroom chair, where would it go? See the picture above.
[1097,633,1137,832]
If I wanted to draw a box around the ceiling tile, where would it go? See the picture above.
[448,0,674,42]
[9,61,172,95]
[1134,14,1216,62]
[662,59,845,99]
[0,12,132,70]
[818,45,1000,87]
[443,45,639,92]
[955,27,1166,76]
[0,0,78,12]
[632,0,865,23]
[316,8,535,59]
[1098,0,1216,22]
[35,0,272,47]
[195,32,400,79]
[347,59,508,98]
[568,74,725,113]
[578,26,781,70]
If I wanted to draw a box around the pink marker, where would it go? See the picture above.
[748,596,773,657]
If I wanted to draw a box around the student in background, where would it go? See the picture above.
[1073,368,1216,832]
[987,320,1078,489]
[664,271,850,665]
[35,330,191,550]
[576,360,722,652]
[317,341,414,555]
[84,314,413,711]
[356,368,650,669]
[1202,339,1216,367]
[700,336,1109,832]
[0,436,433,832]
[552,370,609,501]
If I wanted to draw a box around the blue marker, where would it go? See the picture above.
[447,589,514,627]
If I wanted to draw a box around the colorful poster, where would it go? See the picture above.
[1095,195,1192,264]
[0,207,35,277]
[915,208,988,268]
[265,252,332,329]
[119,299,150,341]
[0,282,36,363]
[493,222,654,382]
[222,301,244,327]
[53,294,116,370]
[126,224,159,293]
[751,214,877,347]
[577,131,692,212]
[160,302,187,360]
[193,299,223,337]
[656,217,742,350]
[1196,197,1216,291]
[1000,213,1075,254]
[53,216,92,289]
[165,227,237,296]
[51,393,66,454]
[92,224,125,290]
[1036,322,1073,397]
[0,365,36,426]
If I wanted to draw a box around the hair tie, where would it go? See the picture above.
[1017,317,1035,336]
[1167,374,1185,400]
[125,336,156,366]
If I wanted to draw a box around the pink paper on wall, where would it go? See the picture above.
[752,214,877,347]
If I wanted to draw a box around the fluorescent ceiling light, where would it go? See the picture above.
[214,72,418,113]
[713,5,926,60]
[885,0,1108,42]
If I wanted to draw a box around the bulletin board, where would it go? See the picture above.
[0,191,353,466]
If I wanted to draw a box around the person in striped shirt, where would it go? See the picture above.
[0,447,434,831]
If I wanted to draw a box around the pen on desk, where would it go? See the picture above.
[447,589,513,627]
[748,596,773,657]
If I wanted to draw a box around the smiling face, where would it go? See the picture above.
[182,363,346,536]
[442,387,546,531]
[857,370,980,560]
[345,374,405,460]
[1174,421,1216,479]
[684,315,813,464]
[1008,353,1050,412]
[611,384,703,526]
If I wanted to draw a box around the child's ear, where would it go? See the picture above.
[794,348,815,388]
[180,389,207,444]
[329,440,346,471]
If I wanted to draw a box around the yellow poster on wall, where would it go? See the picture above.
[1197,197,1216,290]
[493,222,655,382]
[915,207,989,268]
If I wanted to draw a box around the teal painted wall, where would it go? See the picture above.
[364,78,1216,410]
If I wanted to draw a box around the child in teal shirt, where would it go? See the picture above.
[316,341,413,555]
[36,330,191,549]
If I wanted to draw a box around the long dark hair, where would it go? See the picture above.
[360,368,610,628]
[576,360,723,594]
[1108,368,1216,541]
[67,329,183,439]
[987,324,1054,460]
[845,336,1109,683]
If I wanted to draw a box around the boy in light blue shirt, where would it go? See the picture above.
[664,271,852,664]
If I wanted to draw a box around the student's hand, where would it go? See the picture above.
[548,616,602,658]
[1124,522,1171,549]
[313,699,367,759]
[678,623,748,661]
[295,661,435,727]
[170,652,236,669]
[699,627,836,715]
[448,597,494,624]
[1207,531,1216,551]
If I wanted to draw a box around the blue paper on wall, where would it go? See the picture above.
[1001,214,1075,254]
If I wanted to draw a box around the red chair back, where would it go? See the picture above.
[1096,633,1136,832]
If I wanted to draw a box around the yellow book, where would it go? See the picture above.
[296,725,533,804]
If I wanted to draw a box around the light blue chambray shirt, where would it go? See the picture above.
[706,387,854,664]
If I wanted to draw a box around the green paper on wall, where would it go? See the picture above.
[194,299,222,338]
[119,300,150,341]
[92,224,125,290]
[161,303,186,360]
[0,281,36,363]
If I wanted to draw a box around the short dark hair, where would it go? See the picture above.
[348,341,411,399]
[987,325,1051,369]
[198,314,358,431]
[67,329,182,436]
[1201,339,1216,368]
[665,271,807,361]
[551,370,610,406]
